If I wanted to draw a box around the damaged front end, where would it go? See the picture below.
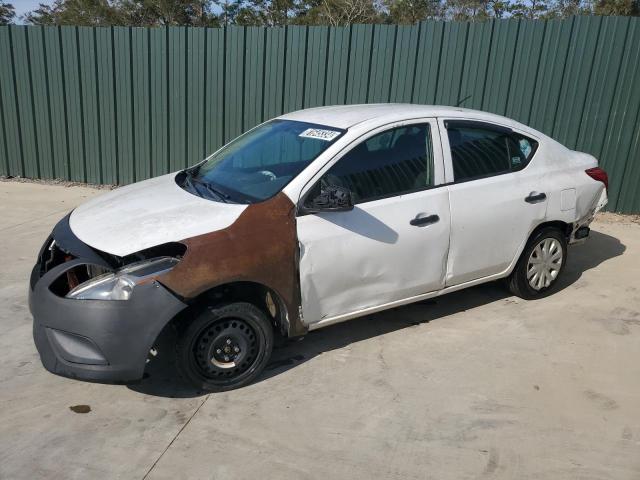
[29,214,188,383]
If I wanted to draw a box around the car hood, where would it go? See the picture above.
[69,173,248,257]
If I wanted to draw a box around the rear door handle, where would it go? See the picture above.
[410,214,439,227]
[525,192,546,203]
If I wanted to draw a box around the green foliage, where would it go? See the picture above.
[24,0,220,26]
[385,0,442,23]
[594,0,639,15]
[0,2,15,24]
[24,0,122,25]
[18,0,640,26]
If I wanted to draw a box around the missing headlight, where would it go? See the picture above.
[48,263,114,297]
[65,257,180,301]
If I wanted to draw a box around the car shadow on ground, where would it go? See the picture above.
[128,229,625,398]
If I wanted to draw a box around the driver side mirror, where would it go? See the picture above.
[301,184,355,214]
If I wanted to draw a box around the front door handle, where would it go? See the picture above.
[525,192,546,203]
[410,214,439,227]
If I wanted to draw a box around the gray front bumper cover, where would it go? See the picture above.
[30,258,187,383]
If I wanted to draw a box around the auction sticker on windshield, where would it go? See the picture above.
[299,128,341,141]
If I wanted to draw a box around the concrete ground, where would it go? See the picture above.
[1,180,639,480]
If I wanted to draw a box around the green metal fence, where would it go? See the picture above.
[1,18,639,212]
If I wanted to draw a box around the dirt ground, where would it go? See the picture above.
[1,180,639,479]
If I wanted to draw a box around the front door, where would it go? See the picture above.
[296,120,450,326]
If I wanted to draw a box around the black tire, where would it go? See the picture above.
[507,227,568,300]
[176,302,273,392]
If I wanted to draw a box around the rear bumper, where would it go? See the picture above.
[570,188,608,245]
[30,259,187,383]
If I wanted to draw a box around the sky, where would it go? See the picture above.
[12,0,47,19]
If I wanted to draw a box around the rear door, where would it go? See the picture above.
[440,119,547,286]
[296,119,450,326]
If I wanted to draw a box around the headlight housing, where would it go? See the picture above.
[66,257,179,301]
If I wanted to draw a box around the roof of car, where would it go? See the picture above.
[278,104,524,130]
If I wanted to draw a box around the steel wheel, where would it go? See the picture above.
[526,237,563,290]
[193,318,258,379]
[177,302,273,392]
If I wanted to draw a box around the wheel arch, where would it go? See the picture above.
[528,220,572,240]
[506,220,572,277]
[174,281,298,339]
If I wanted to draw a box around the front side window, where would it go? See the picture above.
[308,124,434,205]
[181,120,344,203]
[446,122,538,182]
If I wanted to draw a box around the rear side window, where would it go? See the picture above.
[446,122,538,182]
[318,124,434,204]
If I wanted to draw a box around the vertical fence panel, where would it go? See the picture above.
[61,27,86,182]
[78,27,102,184]
[435,21,468,106]
[528,18,574,135]
[304,26,329,108]
[244,27,265,130]
[27,26,53,179]
[324,26,349,106]
[0,83,6,175]
[225,26,244,142]
[95,27,118,184]
[412,21,444,104]
[389,25,418,103]
[283,26,307,112]
[368,25,395,103]
[576,16,629,158]
[113,27,133,183]
[505,19,545,124]
[205,27,224,155]
[11,26,39,178]
[1,20,639,212]
[186,27,205,165]
[169,26,187,171]
[346,24,373,104]
[483,19,520,115]
[43,26,70,180]
[131,28,151,180]
[553,16,602,148]
[150,28,169,176]
[598,19,640,212]
[458,21,493,110]
[618,121,640,213]
[0,26,22,177]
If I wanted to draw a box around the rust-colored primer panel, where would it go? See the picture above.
[158,193,305,336]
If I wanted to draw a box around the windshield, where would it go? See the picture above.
[180,119,344,203]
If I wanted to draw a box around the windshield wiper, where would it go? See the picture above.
[198,179,230,203]
[187,176,229,203]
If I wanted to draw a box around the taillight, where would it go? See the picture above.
[585,167,608,192]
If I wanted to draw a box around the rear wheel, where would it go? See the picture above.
[507,227,567,299]
[176,302,273,392]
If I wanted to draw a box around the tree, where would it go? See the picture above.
[117,0,219,26]
[304,0,381,25]
[24,0,123,25]
[384,0,442,23]
[543,0,585,16]
[444,0,492,20]
[0,1,15,24]
[507,0,550,17]
[594,0,640,14]
[24,0,221,26]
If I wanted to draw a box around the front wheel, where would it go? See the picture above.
[176,302,274,392]
[507,227,567,299]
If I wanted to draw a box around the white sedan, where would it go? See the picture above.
[29,104,608,391]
